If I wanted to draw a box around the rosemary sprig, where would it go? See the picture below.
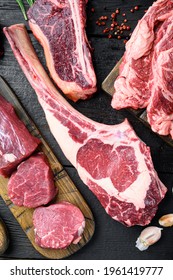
[26,0,35,7]
[16,0,35,20]
[16,0,27,20]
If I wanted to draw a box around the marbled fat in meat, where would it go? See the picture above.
[27,0,97,101]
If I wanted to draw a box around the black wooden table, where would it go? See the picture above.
[0,0,173,260]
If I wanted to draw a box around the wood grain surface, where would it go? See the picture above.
[0,77,95,259]
[1,0,173,260]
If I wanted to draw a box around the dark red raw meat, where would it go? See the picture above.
[33,202,85,249]
[0,95,40,177]
[27,0,97,102]
[8,153,57,208]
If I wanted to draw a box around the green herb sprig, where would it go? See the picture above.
[27,0,35,7]
[16,0,35,20]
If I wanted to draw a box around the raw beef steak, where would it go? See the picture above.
[111,0,173,110]
[8,153,57,208]
[0,95,40,177]
[146,15,173,138]
[33,202,85,249]
[27,0,97,102]
[4,24,167,226]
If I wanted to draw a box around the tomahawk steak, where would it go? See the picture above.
[27,0,97,102]
[4,24,167,226]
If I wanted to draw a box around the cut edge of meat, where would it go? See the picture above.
[0,95,41,177]
[7,153,57,208]
[28,0,97,102]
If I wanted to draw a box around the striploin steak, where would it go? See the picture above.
[8,153,57,208]
[4,24,167,227]
[33,202,85,249]
[0,95,40,177]
[111,0,173,110]
[27,0,97,102]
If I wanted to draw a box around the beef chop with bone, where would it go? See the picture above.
[27,0,97,102]
[4,24,167,227]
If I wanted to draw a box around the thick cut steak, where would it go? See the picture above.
[8,153,57,208]
[27,0,97,102]
[0,95,40,177]
[4,24,167,226]
[111,0,173,110]
[33,202,85,249]
[146,15,173,137]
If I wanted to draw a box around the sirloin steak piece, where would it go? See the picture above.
[33,202,85,249]
[27,0,97,102]
[111,0,173,110]
[0,95,40,177]
[4,24,167,227]
[8,153,57,208]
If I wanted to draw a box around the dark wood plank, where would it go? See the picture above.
[0,1,29,27]
[87,0,154,36]
[0,0,155,35]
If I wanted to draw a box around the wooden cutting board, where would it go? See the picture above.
[102,59,173,147]
[0,76,95,259]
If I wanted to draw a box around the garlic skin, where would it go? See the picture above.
[136,226,162,251]
[159,214,173,227]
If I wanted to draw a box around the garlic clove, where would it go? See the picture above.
[135,226,162,251]
[159,214,173,227]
